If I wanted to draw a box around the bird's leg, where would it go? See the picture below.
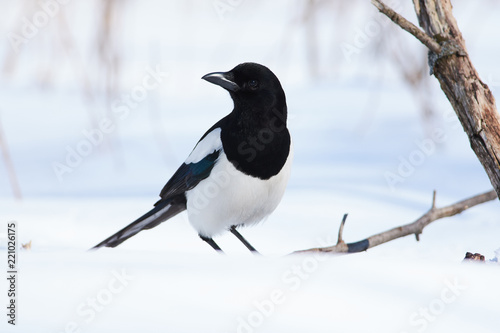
[230,226,260,254]
[199,235,224,253]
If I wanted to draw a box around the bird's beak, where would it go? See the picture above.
[202,71,240,92]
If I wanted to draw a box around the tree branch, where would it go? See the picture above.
[370,0,500,200]
[371,0,441,54]
[294,190,497,254]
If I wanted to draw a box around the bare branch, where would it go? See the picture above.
[371,0,441,54]
[371,0,500,199]
[294,190,497,254]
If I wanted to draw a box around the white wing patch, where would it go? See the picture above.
[185,128,222,164]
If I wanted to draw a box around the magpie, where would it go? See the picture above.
[92,62,292,253]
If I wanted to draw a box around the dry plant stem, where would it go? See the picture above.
[295,190,497,254]
[372,0,500,199]
[0,118,21,199]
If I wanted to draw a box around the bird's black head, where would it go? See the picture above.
[202,63,291,180]
[202,63,287,124]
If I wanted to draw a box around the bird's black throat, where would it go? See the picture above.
[220,105,290,180]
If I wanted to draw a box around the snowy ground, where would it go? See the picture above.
[1,1,500,332]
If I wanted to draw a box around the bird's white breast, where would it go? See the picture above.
[185,143,293,237]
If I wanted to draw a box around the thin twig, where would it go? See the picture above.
[371,0,441,54]
[337,213,348,244]
[294,190,497,254]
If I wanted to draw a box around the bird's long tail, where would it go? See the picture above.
[91,197,186,249]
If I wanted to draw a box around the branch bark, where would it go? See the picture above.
[371,0,500,200]
[295,190,497,254]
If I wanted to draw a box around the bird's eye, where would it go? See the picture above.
[248,79,259,89]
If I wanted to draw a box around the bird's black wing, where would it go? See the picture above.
[91,149,221,249]
[156,119,227,200]
[157,150,221,201]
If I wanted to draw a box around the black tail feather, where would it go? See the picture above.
[91,197,186,249]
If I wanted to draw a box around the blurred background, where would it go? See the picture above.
[1,0,499,198]
[0,0,499,253]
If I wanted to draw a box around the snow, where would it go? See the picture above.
[1,0,500,332]
[3,250,500,333]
